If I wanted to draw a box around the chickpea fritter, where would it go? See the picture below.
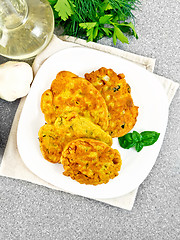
[85,67,139,137]
[61,139,122,185]
[41,71,109,131]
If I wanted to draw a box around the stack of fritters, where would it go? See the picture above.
[38,112,112,163]
[39,68,138,185]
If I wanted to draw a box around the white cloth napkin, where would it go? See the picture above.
[0,35,179,210]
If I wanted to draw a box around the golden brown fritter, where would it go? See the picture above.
[40,71,78,124]
[41,71,109,131]
[85,67,139,137]
[61,138,122,185]
[38,112,112,163]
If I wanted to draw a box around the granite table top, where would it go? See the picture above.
[0,0,180,239]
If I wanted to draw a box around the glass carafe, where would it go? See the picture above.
[0,0,54,60]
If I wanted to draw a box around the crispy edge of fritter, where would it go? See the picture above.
[40,89,58,124]
[51,71,78,94]
[38,124,63,163]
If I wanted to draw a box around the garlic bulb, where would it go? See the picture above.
[0,61,33,101]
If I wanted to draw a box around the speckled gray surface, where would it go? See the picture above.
[0,1,180,239]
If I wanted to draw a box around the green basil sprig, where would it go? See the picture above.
[118,131,160,152]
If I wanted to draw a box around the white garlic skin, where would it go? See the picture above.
[0,61,33,101]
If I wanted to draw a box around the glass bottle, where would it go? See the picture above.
[0,0,54,60]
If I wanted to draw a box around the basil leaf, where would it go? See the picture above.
[124,132,133,143]
[118,132,134,148]
[141,131,160,146]
[132,131,142,142]
[118,130,160,152]
[118,137,135,149]
[135,142,144,152]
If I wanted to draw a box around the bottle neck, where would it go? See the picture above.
[0,0,28,29]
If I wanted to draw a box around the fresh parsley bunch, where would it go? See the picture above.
[48,0,140,45]
[118,131,160,152]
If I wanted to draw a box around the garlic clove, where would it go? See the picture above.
[0,61,33,101]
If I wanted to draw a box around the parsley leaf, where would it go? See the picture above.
[119,22,138,39]
[114,26,129,44]
[79,22,98,30]
[79,22,98,41]
[54,0,73,21]
[99,15,113,24]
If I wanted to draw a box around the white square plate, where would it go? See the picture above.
[17,47,168,199]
